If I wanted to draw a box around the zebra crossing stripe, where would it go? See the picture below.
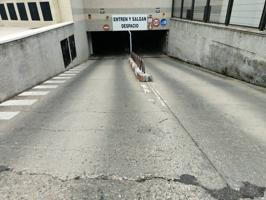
[52,77,72,80]
[34,85,58,89]
[19,91,50,96]
[0,100,38,106]
[0,112,20,120]
[45,80,66,84]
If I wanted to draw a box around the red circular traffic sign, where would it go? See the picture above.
[153,18,160,27]
[103,24,110,31]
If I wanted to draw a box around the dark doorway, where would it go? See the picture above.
[90,30,168,56]
[68,35,77,60]
[60,39,71,68]
[131,30,168,54]
[91,31,129,56]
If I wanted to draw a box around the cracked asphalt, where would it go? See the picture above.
[0,57,265,199]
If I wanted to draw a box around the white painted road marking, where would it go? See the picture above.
[34,85,58,89]
[141,84,151,94]
[0,99,38,106]
[0,112,20,120]
[74,68,84,70]
[150,86,166,107]
[52,77,72,80]
[69,71,81,73]
[19,91,50,96]
[45,80,66,84]
[59,74,76,77]
[64,72,79,74]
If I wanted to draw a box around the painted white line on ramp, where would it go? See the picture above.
[64,72,79,74]
[150,86,166,107]
[59,74,76,77]
[45,80,66,84]
[69,69,82,71]
[34,85,58,89]
[148,99,155,102]
[19,91,50,96]
[52,77,72,80]
[0,112,20,120]
[0,100,38,106]
[141,84,151,94]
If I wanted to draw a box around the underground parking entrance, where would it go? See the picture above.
[88,30,168,56]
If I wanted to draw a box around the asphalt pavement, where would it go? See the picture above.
[0,56,265,199]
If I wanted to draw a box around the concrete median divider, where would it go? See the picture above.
[129,55,152,82]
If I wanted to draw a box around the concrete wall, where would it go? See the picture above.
[168,19,266,87]
[69,0,90,61]
[70,0,86,22]
[0,22,88,102]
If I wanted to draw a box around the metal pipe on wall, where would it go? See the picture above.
[128,30,132,53]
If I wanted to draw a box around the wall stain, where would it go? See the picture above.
[0,165,10,173]
[136,174,265,200]
[175,174,265,200]
[206,41,266,87]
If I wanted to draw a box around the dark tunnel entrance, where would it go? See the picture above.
[89,30,168,56]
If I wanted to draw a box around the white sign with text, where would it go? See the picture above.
[112,14,148,31]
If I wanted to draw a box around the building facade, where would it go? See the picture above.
[0,0,73,27]
[173,0,266,29]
